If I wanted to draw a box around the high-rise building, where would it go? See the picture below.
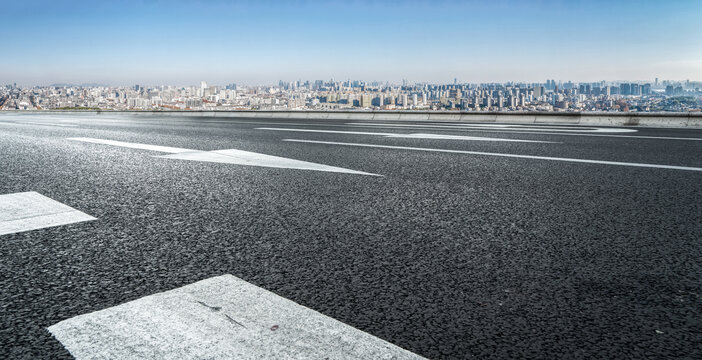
[642,84,651,95]
[620,83,631,95]
[360,94,371,108]
[631,84,641,96]
[533,86,543,99]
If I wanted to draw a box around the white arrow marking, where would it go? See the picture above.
[257,127,556,143]
[285,139,702,172]
[68,137,378,176]
[48,274,425,360]
[69,137,192,153]
[0,192,96,236]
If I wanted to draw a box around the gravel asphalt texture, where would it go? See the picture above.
[1,113,701,359]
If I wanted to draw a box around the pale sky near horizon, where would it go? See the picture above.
[2,0,701,86]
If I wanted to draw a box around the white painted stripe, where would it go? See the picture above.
[259,127,392,136]
[198,121,702,141]
[257,127,554,143]
[0,192,96,236]
[69,137,378,175]
[68,137,194,153]
[347,122,638,133]
[48,274,424,360]
[390,133,554,142]
[19,122,79,127]
[0,121,78,127]
[158,149,380,176]
[284,139,702,172]
[346,123,702,141]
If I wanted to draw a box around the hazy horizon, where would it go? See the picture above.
[8,78,699,89]
[3,0,702,86]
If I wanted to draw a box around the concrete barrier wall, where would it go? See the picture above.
[459,114,497,122]
[428,113,461,122]
[372,113,401,121]
[3,110,700,128]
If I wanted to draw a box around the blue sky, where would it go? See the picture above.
[2,0,701,86]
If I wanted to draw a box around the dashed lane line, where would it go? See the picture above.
[257,127,556,143]
[345,123,702,140]
[347,122,637,133]
[0,121,79,127]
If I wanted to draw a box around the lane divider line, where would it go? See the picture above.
[346,122,638,133]
[343,123,702,141]
[257,128,556,143]
[213,121,702,141]
[284,139,702,172]
[0,121,79,127]
[48,274,425,359]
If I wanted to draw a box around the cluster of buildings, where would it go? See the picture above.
[1,79,701,112]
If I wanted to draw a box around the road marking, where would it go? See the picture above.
[257,127,555,143]
[68,137,193,153]
[157,149,380,175]
[347,122,638,133]
[19,121,79,127]
[68,137,378,176]
[346,123,702,141]
[151,120,702,141]
[0,192,96,236]
[48,274,424,360]
[285,139,702,172]
[0,121,78,127]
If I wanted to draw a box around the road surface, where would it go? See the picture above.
[1,113,701,359]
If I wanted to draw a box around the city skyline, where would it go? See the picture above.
[3,0,702,86]
[4,78,700,112]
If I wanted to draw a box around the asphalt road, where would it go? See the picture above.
[1,113,701,359]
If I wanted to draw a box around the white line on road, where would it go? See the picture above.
[68,137,193,153]
[0,121,79,127]
[193,120,702,141]
[68,137,378,176]
[257,127,555,143]
[347,122,638,133]
[19,122,79,127]
[0,192,96,236]
[157,149,380,176]
[345,123,702,141]
[284,139,702,172]
[48,274,424,360]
